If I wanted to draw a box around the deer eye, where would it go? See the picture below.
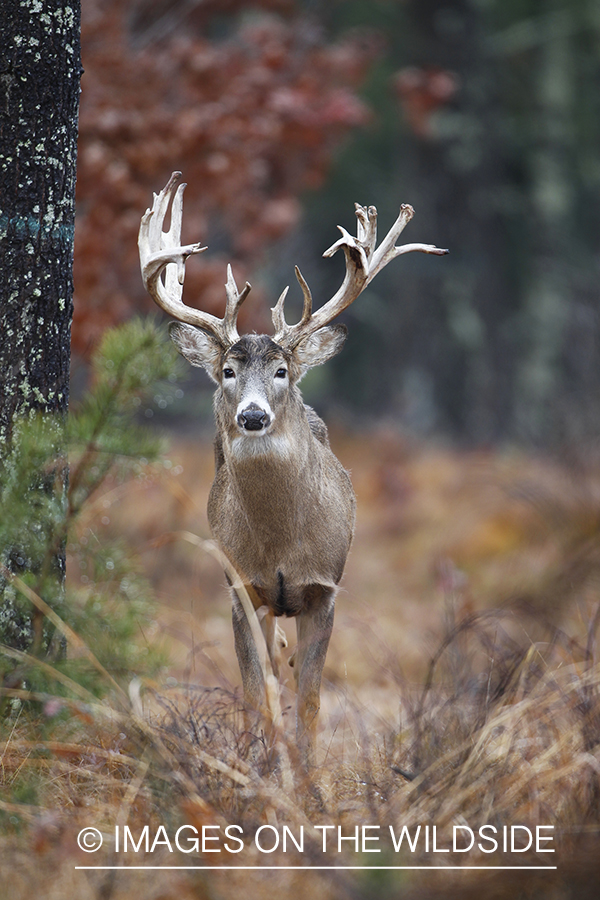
[275,368,287,379]
[223,368,236,379]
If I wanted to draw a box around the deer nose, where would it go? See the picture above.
[237,403,270,431]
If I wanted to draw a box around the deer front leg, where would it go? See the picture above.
[232,591,286,700]
[294,588,335,767]
[231,590,287,753]
[232,590,268,744]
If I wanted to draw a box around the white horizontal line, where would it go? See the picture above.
[75,865,558,871]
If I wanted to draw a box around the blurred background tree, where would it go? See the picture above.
[74,0,600,447]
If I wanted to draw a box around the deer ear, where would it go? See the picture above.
[294,324,347,376]
[169,322,222,382]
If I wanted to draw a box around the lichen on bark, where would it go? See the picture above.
[0,0,81,652]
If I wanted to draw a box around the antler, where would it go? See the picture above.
[139,172,251,347]
[271,203,448,348]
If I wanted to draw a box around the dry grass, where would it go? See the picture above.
[2,433,600,899]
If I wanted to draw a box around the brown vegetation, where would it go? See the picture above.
[2,434,600,898]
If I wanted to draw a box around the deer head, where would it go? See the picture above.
[139,172,447,440]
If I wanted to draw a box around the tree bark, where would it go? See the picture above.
[0,1,80,440]
[0,1,81,651]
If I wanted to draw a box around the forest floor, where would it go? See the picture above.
[2,431,600,899]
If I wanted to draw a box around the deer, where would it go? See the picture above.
[138,172,447,765]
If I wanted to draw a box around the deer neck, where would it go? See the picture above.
[219,405,320,525]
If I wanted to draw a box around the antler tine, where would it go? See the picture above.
[271,285,290,338]
[354,203,377,259]
[223,265,252,345]
[273,202,448,349]
[295,265,313,325]
[139,172,252,347]
[147,171,180,253]
[366,203,448,281]
[271,266,313,344]
[163,181,188,298]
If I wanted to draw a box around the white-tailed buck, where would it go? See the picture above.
[139,172,447,764]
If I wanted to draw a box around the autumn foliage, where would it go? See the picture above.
[74,0,379,354]
[393,65,459,138]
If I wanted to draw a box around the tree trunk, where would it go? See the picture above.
[0,1,81,651]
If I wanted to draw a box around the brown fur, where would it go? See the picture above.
[171,328,355,764]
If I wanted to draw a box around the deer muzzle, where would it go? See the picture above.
[237,403,271,432]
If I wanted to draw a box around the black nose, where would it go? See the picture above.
[237,404,270,431]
